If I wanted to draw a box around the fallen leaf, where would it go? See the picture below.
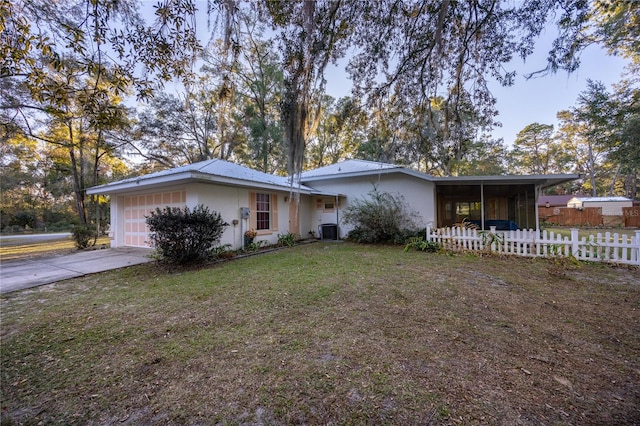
[554,375,573,390]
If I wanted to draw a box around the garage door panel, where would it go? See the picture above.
[123,191,185,248]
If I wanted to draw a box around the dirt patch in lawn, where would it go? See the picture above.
[1,243,639,425]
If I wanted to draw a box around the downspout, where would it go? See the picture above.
[335,194,340,240]
[480,183,485,231]
[238,188,243,250]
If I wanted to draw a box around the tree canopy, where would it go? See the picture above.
[1,0,638,232]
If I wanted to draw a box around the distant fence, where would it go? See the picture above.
[540,206,640,228]
[539,206,603,226]
[623,207,640,228]
[426,225,640,266]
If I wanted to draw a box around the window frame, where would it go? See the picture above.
[250,192,278,234]
[255,193,271,230]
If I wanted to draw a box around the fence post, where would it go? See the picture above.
[634,230,640,265]
[426,223,432,242]
[570,228,579,258]
[489,226,497,252]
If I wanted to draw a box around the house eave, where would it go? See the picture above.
[87,171,327,196]
[433,174,580,189]
[309,190,343,197]
[86,172,194,195]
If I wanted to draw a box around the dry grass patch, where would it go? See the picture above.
[0,236,110,261]
[1,243,639,425]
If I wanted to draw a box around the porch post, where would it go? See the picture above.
[534,185,540,231]
[525,189,530,228]
[570,228,580,258]
[480,183,485,231]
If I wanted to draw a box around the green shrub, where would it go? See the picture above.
[2,225,23,234]
[72,225,97,249]
[146,205,228,265]
[244,240,267,253]
[47,221,76,232]
[404,236,440,252]
[342,187,420,244]
[277,232,297,247]
[392,228,427,245]
[14,210,37,228]
[212,244,234,259]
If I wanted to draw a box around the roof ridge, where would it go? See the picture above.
[342,158,398,166]
[192,158,219,172]
[574,195,631,200]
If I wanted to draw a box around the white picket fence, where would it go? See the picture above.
[426,226,640,266]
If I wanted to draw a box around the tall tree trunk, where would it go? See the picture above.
[67,121,87,224]
[609,164,621,196]
[626,171,637,199]
[91,129,105,244]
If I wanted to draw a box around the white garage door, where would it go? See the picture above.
[123,191,186,247]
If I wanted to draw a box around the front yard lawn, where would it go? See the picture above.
[1,243,639,424]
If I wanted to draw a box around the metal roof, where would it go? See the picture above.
[87,159,319,195]
[301,159,400,176]
[300,160,579,190]
[570,196,632,203]
[88,158,581,196]
[300,159,430,182]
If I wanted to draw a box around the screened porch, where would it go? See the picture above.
[432,174,581,231]
[435,183,538,230]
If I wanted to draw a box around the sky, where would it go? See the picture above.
[486,34,630,146]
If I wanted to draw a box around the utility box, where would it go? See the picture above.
[240,207,250,219]
[320,223,338,240]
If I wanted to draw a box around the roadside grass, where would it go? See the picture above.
[0,236,110,262]
[1,243,639,424]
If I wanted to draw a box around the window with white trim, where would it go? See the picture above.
[256,193,270,230]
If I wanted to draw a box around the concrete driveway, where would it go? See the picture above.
[0,247,154,294]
